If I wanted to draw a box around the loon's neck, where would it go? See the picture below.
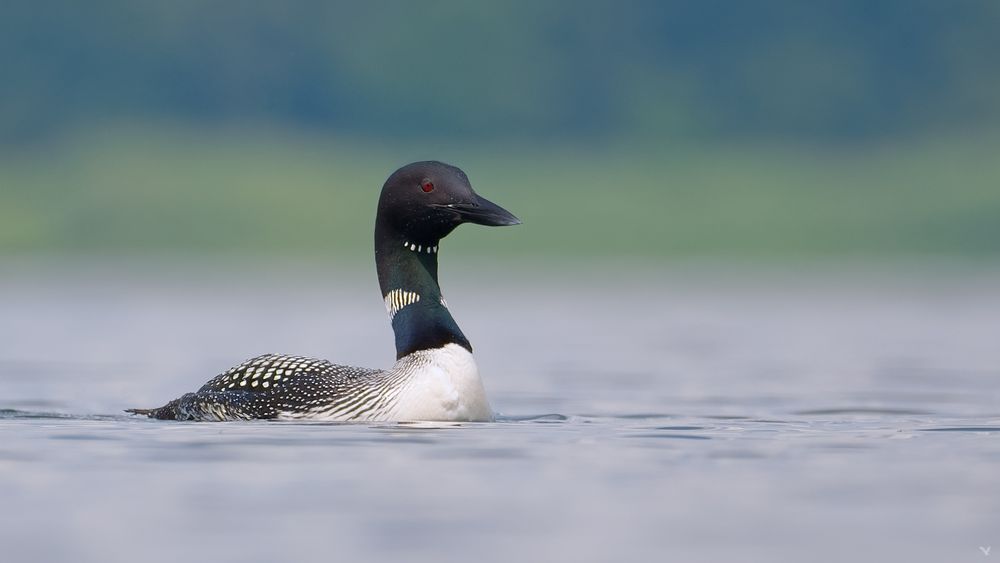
[375,223,471,359]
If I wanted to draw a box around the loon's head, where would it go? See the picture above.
[377,161,520,244]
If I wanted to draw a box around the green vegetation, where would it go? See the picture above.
[4,2,1000,261]
[3,125,999,261]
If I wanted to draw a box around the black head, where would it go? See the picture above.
[376,161,520,244]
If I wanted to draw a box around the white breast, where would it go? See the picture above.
[387,343,494,422]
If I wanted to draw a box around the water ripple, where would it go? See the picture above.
[919,426,1000,432]
[794,407,933,416]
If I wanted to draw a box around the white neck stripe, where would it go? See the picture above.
[384,289,421,320]
[403,240,438,254]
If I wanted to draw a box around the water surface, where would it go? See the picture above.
[2,262,998,563]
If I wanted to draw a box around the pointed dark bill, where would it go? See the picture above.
[433,193,521,226]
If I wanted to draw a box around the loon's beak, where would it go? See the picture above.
[435,193,521,227]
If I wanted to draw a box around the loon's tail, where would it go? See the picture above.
[125,399,181,420]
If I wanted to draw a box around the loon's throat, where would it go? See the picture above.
[375,226,470,359]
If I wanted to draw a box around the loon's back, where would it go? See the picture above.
[129,354,384,421]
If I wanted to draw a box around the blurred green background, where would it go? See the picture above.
[2,0,999,262]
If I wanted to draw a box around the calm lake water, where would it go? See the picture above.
[1,261,998,563]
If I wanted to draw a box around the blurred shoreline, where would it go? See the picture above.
[4,254,1000,293]
[2,125,999,261]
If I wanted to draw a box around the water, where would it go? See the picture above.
[2,261,999,563]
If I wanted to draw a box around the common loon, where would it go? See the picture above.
[127,161,519,422]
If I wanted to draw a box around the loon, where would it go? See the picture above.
[127,161,520,422]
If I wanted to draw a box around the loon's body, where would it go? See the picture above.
[128,161,519,422]
[133,344,489,421]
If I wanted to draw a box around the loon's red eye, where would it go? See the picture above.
[421,180,435,193]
